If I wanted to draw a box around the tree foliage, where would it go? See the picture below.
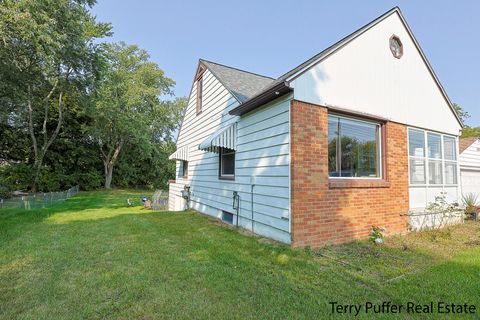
[453,103,470,125]
[0,0,110,191]
[0,1,184,194]
[90,42,183,189]
[453,103,479,138]
[462,127,480,138]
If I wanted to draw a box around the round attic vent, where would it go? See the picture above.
[389,35,403,59]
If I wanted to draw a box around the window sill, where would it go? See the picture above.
[409,184,459,188]
[329,179,390,189]
[219,176,235,181]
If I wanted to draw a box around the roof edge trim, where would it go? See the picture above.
[229,82,293,116]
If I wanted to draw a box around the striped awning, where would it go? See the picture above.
[199,122,237,153]
[168,145,189,161]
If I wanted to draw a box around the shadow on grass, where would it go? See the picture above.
[1,194,480,319]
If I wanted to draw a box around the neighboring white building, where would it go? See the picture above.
[459,137,480,196]
[168,7,463,246]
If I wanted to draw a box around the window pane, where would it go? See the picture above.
[445,162,457,184]
[339,118,379,177]
[328,116,339,177]
[221,151,235,176]
[427,133,442,159]
[409,159,425,184]
[179,161,188,177]
[444,136,456,160]
[409,129,425,157]
[428,160,442,184]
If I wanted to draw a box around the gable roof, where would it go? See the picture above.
[460,137,479,153]
[200,59,274,103]
[228,7,463,127]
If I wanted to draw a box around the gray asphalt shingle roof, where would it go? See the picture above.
[200,59,274,103]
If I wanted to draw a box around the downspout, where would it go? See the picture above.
[233,191,240,227]
[289,100,292,243]
[251,183,255,233]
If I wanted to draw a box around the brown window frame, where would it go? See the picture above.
[219,148,235,180]
[389,34,403,59]
[327,111,389,188]
[196,75,203,115]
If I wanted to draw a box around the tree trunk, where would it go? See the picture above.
[27,83,63,193]
[32,158,44,193]
[104,163,114,189]
[101,140,123,189]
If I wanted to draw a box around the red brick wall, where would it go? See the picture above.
[290,100,409,247]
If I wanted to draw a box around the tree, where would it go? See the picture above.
[0,0,110,191]
[91,43,182,189]
[453,103,470,125]
[452,103,480,138]
[462,127,480,138]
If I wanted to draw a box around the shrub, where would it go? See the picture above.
[426,192,460,216]
[0,163,33,192]
[462,193,479,218]
[0,185,12,199]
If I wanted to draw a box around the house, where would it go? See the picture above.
[168,7,463,247]
[459,137,480,196]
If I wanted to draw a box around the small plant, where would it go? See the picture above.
[415,192,464,239]
[369,226,385,244]
[304,245,313,256]
[426,192,460,216]
[423,192,462,229]
[462,193,479,220]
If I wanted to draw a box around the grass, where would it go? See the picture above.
[1,190,480,319]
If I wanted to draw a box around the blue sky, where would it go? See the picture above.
[92,0,479,126]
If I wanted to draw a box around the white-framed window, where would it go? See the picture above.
[408,128,457,186]
[328,114,382,178]
[219,148,235,180]
[179,160,188,178]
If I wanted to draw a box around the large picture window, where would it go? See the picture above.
[408,128,457,185]
[219,148,235,180]
[328,115,381,178]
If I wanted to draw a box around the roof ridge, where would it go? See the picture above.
[199,58,275,80]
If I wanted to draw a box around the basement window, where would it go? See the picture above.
[219,148,235,180]
[222,211,234,224]
[328,115,381,178]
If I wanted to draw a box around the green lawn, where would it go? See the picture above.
[1,190,480,319]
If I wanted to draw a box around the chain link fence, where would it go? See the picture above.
[151,189,168,210]
[0,185,80,210]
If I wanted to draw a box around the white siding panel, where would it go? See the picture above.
[460,140,480,195]
[461,170,480,195]
[172,68,292,243]
[409,186,460,210]
[290,12,461,135]
[236,144,289,161]
[460,140,480,169]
